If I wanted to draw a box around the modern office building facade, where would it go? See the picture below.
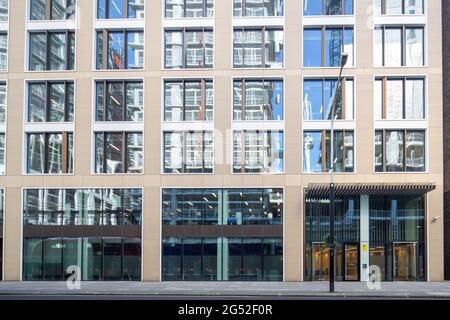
[0,0,444,282]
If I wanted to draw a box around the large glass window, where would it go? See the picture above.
[27,132,73,174]
[164,79,213,121]
[304,0,353,15]
[303,78,354,120]
[30,0,76,20]
[375,129,425,172]
[304,196,360,281]
[96,29,144,70]
[0,82,6,124]
[28,81,74,122]
[95,80,143,122]
[165,28,213,69]
[233,130,284,173]
[233,79,283,121]
[97,0,144,19]
[0,0,8,21]
[374,26,424,67]
[29,31,75,71]
[23,237,141,281]
[234,0,283,16]
[165,0,214,18]
[23,188,142,226]
[375,77,425,120]
[304,27,354,67]
[164,131,213,173]
[233,27,284,68]
[95,132,143,174]
[162,188,283,226]
[303,130,354,173]
[162,237,283,281]
[0,33,6,71]
[369,195,425,281]
[374,0,424,15]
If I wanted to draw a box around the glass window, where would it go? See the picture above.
[43,238,63,280]
[303,130,354,173]
[0,0,8,21]
[165,28,213,69]
[164,131,213,173]
[0,33,7,71]
[63,238,82,280]
[375,129,425,172]
[95,132,143,174]
[233,28,283,68]
[27,132,73,174]
[0,82,6,123]
[96,30,144,70]
[95,80,143,122]
[233,130,284,173]
[23,238,43,280]
[375,77,425,120]
[123,237,141,280]
[31,0,76,20]
[165,0,213,18]
[303,78,354,120]
[304,0,353,15]
[304,27,353,67]
[375,0,423,15]
[233,79,283,121]
[29,31,75,71]
[97,0,144,19]
[28,81,74,122]
[375,26,424,67]
[234,0,283,17]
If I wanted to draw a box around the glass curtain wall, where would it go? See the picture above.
[162,188,283,225]
[369,195,425,281]
[162,237,283,281]
[23,188,142,226]
[23,237,141,281]
[304,197,360,281]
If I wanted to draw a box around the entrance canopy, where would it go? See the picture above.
[305,182,436,199]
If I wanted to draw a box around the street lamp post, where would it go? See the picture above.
[329,52,348,293]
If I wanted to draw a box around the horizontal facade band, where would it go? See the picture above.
[162,225,282,237]
[23,225,142,238]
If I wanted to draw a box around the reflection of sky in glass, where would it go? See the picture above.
[108,0,124,18]
[325,29,342,67]
[271,81,283,120]
[127,32,143,69]
[303,29,321,67]
[303,0,322,15]
[303,80,322,120]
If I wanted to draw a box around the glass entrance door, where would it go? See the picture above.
[344,244,359,281]
[394,242,417,281]
[312,242,329,280]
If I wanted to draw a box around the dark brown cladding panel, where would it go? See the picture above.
[23,225,142,238]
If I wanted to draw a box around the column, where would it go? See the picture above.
[360,194,369,282]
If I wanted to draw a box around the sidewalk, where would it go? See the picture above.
[1,281,450,298]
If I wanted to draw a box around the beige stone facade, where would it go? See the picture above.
[0,0,444,281]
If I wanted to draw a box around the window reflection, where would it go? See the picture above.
[30,0,76,20]
[233,130,284,173]
[95,132,143,174]
[303,130,354,173]
[27,132,73,174]
[165,29,213,69]
[165,0,214,18]
[162,188,283,226]
[164,131,213,173]
[304,0,353,15]
[234,28,283,68]
[97,0,144,19]
[29,31,75,71]
[97,29,144,70]
[304,27,353,67]
[234,0,283,17]
[0,83,5,124]
[375,130,425,172]
[374,0,423,15]
[233,79,283,121]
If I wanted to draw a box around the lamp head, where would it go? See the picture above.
[340,52,349,67]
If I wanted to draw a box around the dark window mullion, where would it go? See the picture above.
[65,30,69,70]
[44,133,49,174]
[64,81,68,122]
[183,28,187,68]
[261,27,265,68]
[124,0,129,18]
[103,29,108,69]
[403,129,407,171]
[124,30,128,69]
[45,81,50,122]
[182,80,186,121]
[45,31,50,70]
[123,80,127,121]
[402,78,406,119]
[242,79,246,121]
[122,132,127,173]
[103,132,107,173]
